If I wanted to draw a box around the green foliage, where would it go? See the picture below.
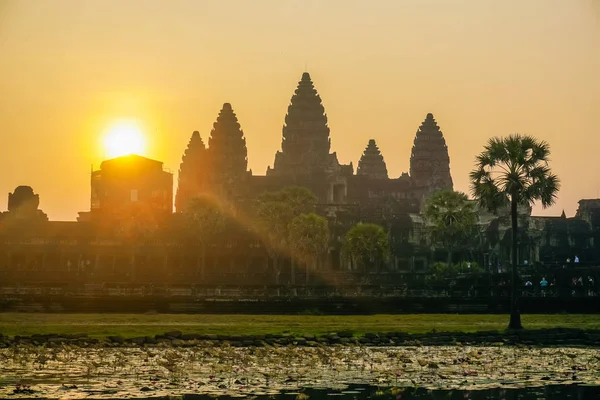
[430,262,485,279]
[454,261,485,274]
[429,261,484,280]
[423,190,478,254]
[342,223,390,270]
[257,186,316,218]
[470,134,560,212]
[429,261,451,278]
[256,186,318,254]
[180,196,227,244]
[288,213,330,262]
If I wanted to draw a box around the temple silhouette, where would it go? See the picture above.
[0,72,599,293]
[175,73,453,211]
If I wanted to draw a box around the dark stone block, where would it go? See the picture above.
[129,336,146,345]
[144,336,157,344]
[181,333,201,341]
[107,335,124,343]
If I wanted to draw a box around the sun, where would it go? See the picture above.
[103,119,146,159]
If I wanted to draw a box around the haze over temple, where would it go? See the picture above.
[2,70,599,281]
[2,1,600,395]
[175,72,453,211]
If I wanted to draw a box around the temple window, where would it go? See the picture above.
[333,184,345,203]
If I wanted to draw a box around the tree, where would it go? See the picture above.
[470,134,560,329]
[258,186,316,215]
[256,186,317,286]
[181,196,227,279]
[288,213,330,283]
[113,202,161,282]
[423,190,478,266]
[342,223,390,271]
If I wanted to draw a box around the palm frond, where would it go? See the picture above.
[470,133,559,213]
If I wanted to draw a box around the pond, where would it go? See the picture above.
[1,344,600,398]
[163,385,600,399]
[4,384,600,400]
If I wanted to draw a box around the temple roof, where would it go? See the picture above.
[269,72,333,176]
[99,154,165,174]
[409,113,453,191]
[357,139,388,179]
[175,130,209,211]
[180,131,206,165]
[284,73,329,135]
[208,103,248,181]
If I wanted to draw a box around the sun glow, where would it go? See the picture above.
[103,119,146,159]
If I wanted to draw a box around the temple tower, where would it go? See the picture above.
[409,113,453,193]
[175,131,208,212]
[5,186,47,220]
[207,103,250,196]
[267,72,333,177]
[357,139,388,179]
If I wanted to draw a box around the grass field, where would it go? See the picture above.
[1,313,600,338]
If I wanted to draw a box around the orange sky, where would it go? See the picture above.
[0,0,598,221]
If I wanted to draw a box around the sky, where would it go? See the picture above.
[0,0,598,221]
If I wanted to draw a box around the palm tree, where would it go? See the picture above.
[470,134,560,329]
[423,190,478,266]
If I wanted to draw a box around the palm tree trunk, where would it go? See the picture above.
[446,249,452,267]
[509,196,523,330]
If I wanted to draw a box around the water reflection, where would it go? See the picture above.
[134,384,599,400]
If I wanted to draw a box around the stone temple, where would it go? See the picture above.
[176,72,453,212]
[2,71,600,288]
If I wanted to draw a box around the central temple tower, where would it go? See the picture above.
[266,72,350,203]
[409,113,453,195]
[267,72,334,177]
